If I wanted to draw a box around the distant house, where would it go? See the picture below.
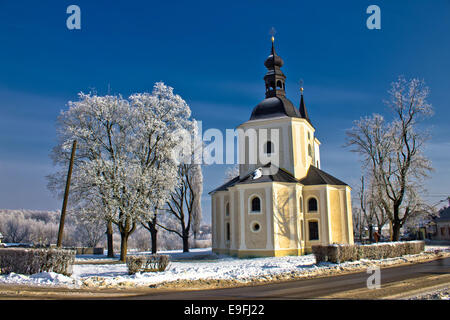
[435,206,450,240]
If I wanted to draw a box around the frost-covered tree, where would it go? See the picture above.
[73,203,107,248]
[190,164,203,241]
[346,76,433,241]
[49,82,193,261]
[159,163,203,252]
[141,119,201,253]
[224,165,239,182]
[133,86,196,254]
[355,175,389,242]
[0,210,64,246]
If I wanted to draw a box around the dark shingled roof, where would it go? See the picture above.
[209,165,348,194]
[299,165,347,186]
[250,96,301,120]
[298,93,312,125]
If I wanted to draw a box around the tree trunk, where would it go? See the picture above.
[368,225,374,243]
[359,211,363,243]
[150,227,158,254]
[182,236,189,253]
[119,232,129,262]
[392,205,402,241]
[377,224,382,240]
[182,229,190,253]
[106,221,114,258]
[148,217,158,254]
[392,222,401,241]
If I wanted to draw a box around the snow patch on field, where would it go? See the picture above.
[73,251,321,287]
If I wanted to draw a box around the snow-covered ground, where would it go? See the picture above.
[0,245,448,288]
[407,287,450,300]
[0,248,321,288]
[74,249,321,288]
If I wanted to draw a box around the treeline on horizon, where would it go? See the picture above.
[0,209,211,252]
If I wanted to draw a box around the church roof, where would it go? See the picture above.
[250,96,301,120]
[299,93,311,124]
[209,164,348,194]
[299,165,347,186]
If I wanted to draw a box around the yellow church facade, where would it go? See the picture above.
[210,40,354,257]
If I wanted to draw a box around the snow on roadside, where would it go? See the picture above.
[0,271,80,287]
[407,287,450,300]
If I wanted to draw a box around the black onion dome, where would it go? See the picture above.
[264,54,284,68]
[250,96,301,120]
[264,43,284,68]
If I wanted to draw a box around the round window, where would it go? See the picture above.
[251,222,261,233]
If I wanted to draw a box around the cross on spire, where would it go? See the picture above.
[269,27,276,42]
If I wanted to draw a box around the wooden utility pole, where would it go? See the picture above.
[57,140,77,248]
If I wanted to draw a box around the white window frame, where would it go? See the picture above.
[248,194,262,214]
[306,196,319,213]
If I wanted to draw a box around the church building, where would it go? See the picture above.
[210,38,354,257]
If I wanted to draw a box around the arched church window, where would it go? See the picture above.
[265,141,274,154]
[308,221,319,240]
[251,196,261,213]
[308,198,318,212]
[225,202,230,216]
[308,144,312,157]
[299,196,303,212]
[276,80,283,89]
[226,223,230,242]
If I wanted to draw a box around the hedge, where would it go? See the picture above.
[0,248,76,276]
[126,254,170,275]
[312,241,425,263]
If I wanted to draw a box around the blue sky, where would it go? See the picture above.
[0,0,449,223]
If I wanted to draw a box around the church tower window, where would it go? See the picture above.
[250,196,261,213]
[308,197,318,212]
[225,202,230,216]
[265,141,274,154]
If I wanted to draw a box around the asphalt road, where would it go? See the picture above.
[124,257,450,300]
